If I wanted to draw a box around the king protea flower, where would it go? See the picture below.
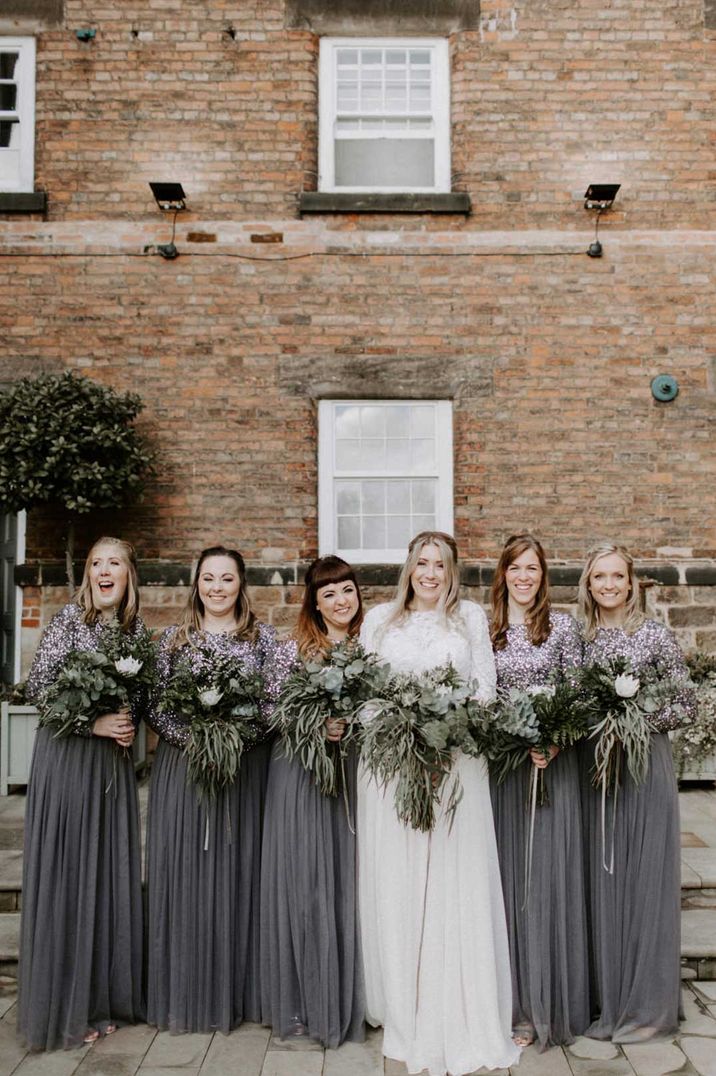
[614,674,640,698]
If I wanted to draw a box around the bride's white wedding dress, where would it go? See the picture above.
[358,600,519,1076]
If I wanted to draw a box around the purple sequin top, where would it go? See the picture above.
[26,602,149,735]
[493,612,583,691]
[146,622,294,750]
[583,618,696,733]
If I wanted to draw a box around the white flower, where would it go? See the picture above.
[199,687,223,707]
[526,684,556,699]
[114,656,142,676]
[614,674,640,698]
[357,700,382,725]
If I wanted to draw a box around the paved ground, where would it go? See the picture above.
[0,786,714,1076]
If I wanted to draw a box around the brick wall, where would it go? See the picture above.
[2,0,715,666]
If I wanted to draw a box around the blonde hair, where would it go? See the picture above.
[382,531,462,635]
[578,542,645,642]
[75,536,140,631]
[172,545,257,649]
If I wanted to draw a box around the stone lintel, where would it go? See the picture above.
[298,192,471,215]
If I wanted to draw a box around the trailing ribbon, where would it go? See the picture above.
[414,828,433,1021]
[522,762,540,909]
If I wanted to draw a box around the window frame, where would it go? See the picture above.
[318,398,454,565]
[0,36,36,193]
[318,36,451,195]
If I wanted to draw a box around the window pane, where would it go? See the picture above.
[361,50,382,66]
[385,83,407,111]
[335,438,362,470]
[360,406,385,437]
[386,438,410,470]
[386,50,406,65]
[409,85,431,110]
[386,405,410,435]
[0,84,17,111]
[335,405,360,438]
[335,138,434,189]
[337,49,358,66]
[336,481,360,514]
[337,84,359,111]
[337,516,361,549]
[411,438,436,470]
[0,119,17,148]
[362,516,386,549]
[362,439,385,470]
[361,480,385,515]
[0,54,18,79]
[387,515,412,548]
[412,480,436,514]
[410,50,431,65]
[411,406,435,437]
[412,513,436,534]
[390,480,411,513]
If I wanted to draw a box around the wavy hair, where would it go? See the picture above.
[490,533,551,651]
[578,542,645,641]
[296,556,363,658]
[76,536,140,632]
[382,531,462,635]
[172,545,257,648]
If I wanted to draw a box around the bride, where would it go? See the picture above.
[357,531,520,1076]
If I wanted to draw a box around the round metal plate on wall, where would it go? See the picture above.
[651,374,679,402]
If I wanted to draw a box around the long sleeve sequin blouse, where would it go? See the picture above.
[25,602,149,735]
[493,612,583,692]
[583,618,696,733]
[146,622,293,750]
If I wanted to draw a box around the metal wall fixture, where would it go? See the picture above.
[584,183,621,258]
[651,375,679,402]
[75,28,96,42]
[149,182,187,259]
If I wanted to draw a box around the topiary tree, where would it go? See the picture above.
[0,371,155,590]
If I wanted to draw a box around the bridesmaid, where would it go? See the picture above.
[578,542,696,1042]
[146,545,286,1033]
[260,555,365,1047]
[18,537,145,1050]
[489,533,589,1050]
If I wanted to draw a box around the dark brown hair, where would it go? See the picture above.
[296,556,363,658]
[490,533,551,651]
[172,545,257,648]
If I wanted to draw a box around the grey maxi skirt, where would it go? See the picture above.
[18,727,144,1051]
[581,733,681,1042]
[490,749,590,1049]
[146,737,272,1034]
[260,741,365,1047]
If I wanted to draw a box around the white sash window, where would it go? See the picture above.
[0,38,36,192]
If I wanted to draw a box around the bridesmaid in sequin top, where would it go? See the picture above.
[578,542,696,1043]
[18,537,145,1050]
[489,533,590,1050]
[145,545,288,1034]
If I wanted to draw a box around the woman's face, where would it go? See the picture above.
[588,552,631,614]
[410,543,447,608]
[505,547,543,611]
[197,555,241,619]
[316,578,359,638]
[89,544,129,616]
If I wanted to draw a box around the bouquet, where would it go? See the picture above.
[580,657,689,791]
[672,653,716,777]
[271,638,388,798]
[360,664,476,833]
[39,618,155,739]
[487,675,590,803]
[158,653,264,800]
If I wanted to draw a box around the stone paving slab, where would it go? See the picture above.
[681,1036,716,1076]
[322,1029,384,1076]
[200,1024,270,1075]
[569,1037,621,1060]
[621,1041,691,1076]
[140,1030,212,1070]
[681,849,716,887]
[0,852,22,891]
[0,914,18,961]
[682,910,716,960]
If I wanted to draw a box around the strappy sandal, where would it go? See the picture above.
[83,1029,100,1044]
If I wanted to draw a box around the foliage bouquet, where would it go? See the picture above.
[360,664,476,833]
[159,653,264,800]
[672,653,716,777]
[39,618,155,738]
[272,639,389,797]
[487,676,590,804]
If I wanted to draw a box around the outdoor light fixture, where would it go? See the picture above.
[149,182,187,259]
[584,183,621,258]
[75,28,96,42]
[149,182,187,212]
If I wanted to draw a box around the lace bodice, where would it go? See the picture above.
[360,600,496,702]
[494,612,583,691]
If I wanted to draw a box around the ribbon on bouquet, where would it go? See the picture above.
[522,763,541,909]
[600,747,620,875]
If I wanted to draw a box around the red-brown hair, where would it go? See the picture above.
[490,533,551,651]
[296,556,363,658]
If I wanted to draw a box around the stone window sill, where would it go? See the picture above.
[0,192,47,213]
[298,192,471,215]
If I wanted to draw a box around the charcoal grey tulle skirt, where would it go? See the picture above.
[146,737,271,1034]
[260,742,365,1047]
[581,732,681,1042]
[18,727,144,1051]
[490,749,590,1049]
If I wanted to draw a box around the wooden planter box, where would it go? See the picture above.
[1,703,147,796]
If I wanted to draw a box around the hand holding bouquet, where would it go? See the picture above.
[39,619,155,739]
[159,653,264,799]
